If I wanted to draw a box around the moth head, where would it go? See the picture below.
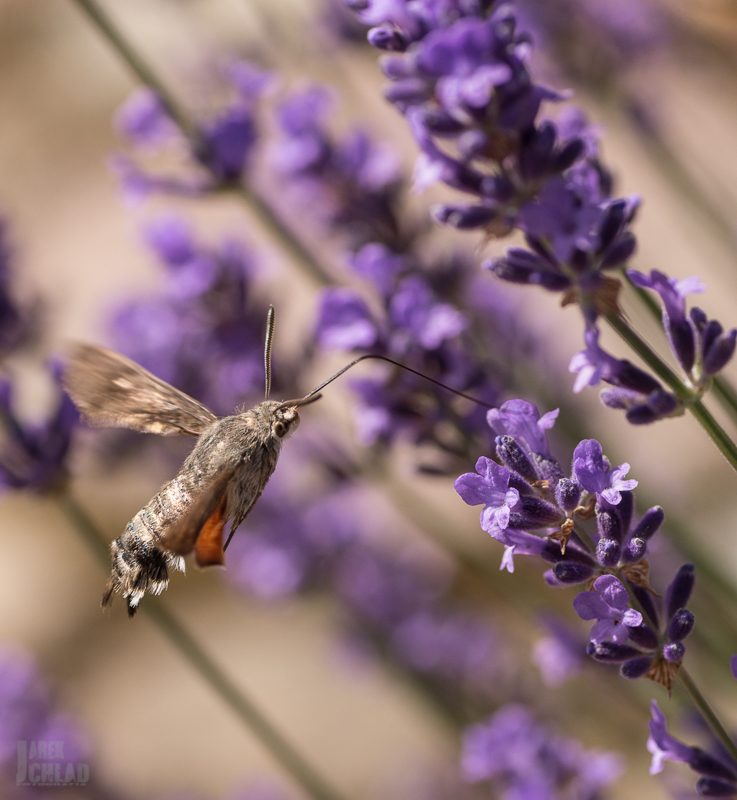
[270,404,300,441]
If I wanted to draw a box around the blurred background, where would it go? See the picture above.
[2,0,737,798]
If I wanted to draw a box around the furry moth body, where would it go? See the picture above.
[63,308,308,616]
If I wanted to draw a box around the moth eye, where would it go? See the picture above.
[273,421,287,438]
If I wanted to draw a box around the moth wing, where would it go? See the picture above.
[64,344,220,436]
[160,467,236,566]
[223,449,271,552]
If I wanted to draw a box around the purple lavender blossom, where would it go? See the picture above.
[573,575,642,644]
[454,457,519,536]
[0,647,90,772]
[487,398,558,458]
[531,614,585,687]
[0,366,78,493]
[110,215,267,415]
[115,87,178,148]
[572,439,637,504]
[647,701,695,775]
[462,704,623,797]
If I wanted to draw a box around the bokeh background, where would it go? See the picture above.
[2,1,737,798]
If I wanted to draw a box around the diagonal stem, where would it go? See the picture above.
[69,0,331,287]
[56,491,352,800]
[678,667,737,766]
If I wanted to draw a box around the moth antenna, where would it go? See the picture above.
[299,354,495,409]
[264,305,275,400]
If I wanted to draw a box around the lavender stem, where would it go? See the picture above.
[56,491,353,800]
[678,667,737,766]
[68,0,332,288]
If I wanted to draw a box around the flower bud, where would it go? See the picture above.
[695,776,737,797]
[555,478,581,513]
[552,562,594,584]
[620,656,654,679]
[665,564,695,620]
[595,538,620,568]
[690,749,737,781]
[587,641,641,663]
[632,506,664,541]
[620,537,646,563]
[667,609,695,642]
[509,496,563,529]
[496,435,537,482]
[663,642,685,663]
[627,624,659,650]
[597,511,622,543]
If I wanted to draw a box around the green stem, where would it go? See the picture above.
[678,667,737,765]
[68,0,332,288]
[605,313,737,472]
[624,274,737,426]
[56,492,351,800]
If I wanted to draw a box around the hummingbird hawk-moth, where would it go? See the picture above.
[63,307,492,617]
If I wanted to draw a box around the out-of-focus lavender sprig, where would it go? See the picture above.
[0,220,39,358]
[461,703,624,799]
[647,700,737,798]
[110,214,277,416]
[0,646,91,787]
[272,87,408,252]
[0,365,78,494]
[113,62,274,204]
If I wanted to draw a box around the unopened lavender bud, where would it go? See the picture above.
[431,203,499,230]
[633,506,664,541]
[601,233,637,268]
[542,541,595,565]
[553,138,585,172]
[618,362,661,395]
[553,562,594,584]
[620,656,654,679]
[631,583,659,629]
[531,453,565,484]
[663,642,685,663]
[596,538,620,567]
[666,564,695,620]
[690,750,737,781]
[458,130,489,159]
[704,328,737,376]
[621,537,647,563]
[507,472,535,496]
[509,496,562,529]
[587,641,642,663]
[617,490,634,534]
[597,510,622,543]
[367,24,409,51]
[667,319,695,373]
[496,435,537,482]
[555,478,581,513]
[627,624,659,650]
[695,776,737,797]
[667,608,695,642]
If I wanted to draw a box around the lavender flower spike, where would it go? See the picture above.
[455,457,519,536]
[573,439,637,504]
[573,575,642,644]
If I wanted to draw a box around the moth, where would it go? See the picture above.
[63,307,491,617]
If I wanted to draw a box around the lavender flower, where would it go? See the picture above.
[110,214,270,415]
[572,439,637,505]
[573,575,642,644]
[648,701,737,797]
[454,457,520,536]
[462,704,623,798]
[630,269,737,385]
[0,366,77,493]
[112,61,272,201]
